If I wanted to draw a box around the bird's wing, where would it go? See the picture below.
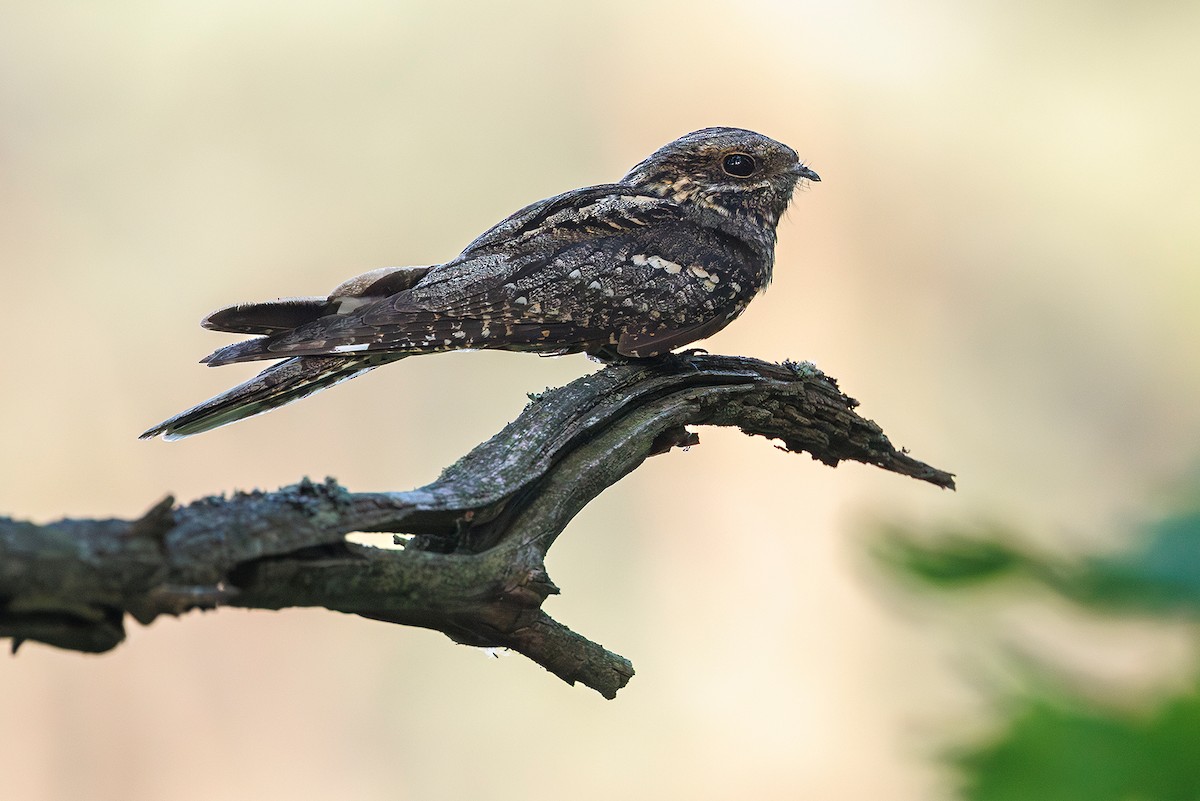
[454,183,673,257]
[203,192,756,364]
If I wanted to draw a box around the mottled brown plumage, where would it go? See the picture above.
[142,127,818,439]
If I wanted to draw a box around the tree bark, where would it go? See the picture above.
[0,354,953,698]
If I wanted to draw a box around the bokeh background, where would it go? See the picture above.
[2,2,1198,799]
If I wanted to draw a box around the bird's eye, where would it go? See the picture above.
[721,153,757,177]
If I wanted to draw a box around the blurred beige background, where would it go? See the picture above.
[2,1,1198,799]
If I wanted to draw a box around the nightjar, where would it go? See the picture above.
[142,127,819,439]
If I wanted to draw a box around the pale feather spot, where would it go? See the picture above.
[647,255,683,274]
[453,331,467,339]
[688,265,710,280]
[568,269,582,280]
[514,296,528,305]
[698,196,732,216]
[332,343,371,353]
[587,280,602,291]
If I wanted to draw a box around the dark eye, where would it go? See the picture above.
[722,153,757,177]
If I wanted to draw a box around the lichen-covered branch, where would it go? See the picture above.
[0,354,953,698]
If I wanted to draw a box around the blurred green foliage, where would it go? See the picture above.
[872,526,1028,587]
[874,501,1200,801]
[875,510,1200,614]
[952,691,1200,801]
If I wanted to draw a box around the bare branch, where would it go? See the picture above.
[0,354,952,698]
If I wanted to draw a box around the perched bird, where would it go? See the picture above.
[141,127,819,440]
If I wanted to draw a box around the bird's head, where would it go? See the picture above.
[621,127,819,230]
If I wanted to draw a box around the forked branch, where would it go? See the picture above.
[0,355,953,698]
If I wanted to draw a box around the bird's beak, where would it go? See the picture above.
[793,163,821,182]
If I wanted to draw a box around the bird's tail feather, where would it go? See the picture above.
[140,354,402,440]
